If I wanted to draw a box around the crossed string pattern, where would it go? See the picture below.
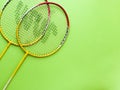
[0,1,70,90]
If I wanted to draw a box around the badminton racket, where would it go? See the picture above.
[3,2,70,90]
[0,0,49,59]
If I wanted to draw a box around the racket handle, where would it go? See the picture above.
[3,53,28,90]
[0,42,11,59]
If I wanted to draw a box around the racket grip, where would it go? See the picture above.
[0,42,11,59]
[3,53,28,90]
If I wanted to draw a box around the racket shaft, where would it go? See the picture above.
[3,53,28,90]
[0,42,11,59]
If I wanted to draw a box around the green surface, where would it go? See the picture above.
[0,0,120,90]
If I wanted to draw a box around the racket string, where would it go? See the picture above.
[18,4,49,45]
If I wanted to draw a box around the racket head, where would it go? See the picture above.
[17,2,70,58]
[0,0,48,46]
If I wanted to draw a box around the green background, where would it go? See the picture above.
[1,0,120,90]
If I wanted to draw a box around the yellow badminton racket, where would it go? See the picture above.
[3,2,70,90]
[0,0,48,59]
